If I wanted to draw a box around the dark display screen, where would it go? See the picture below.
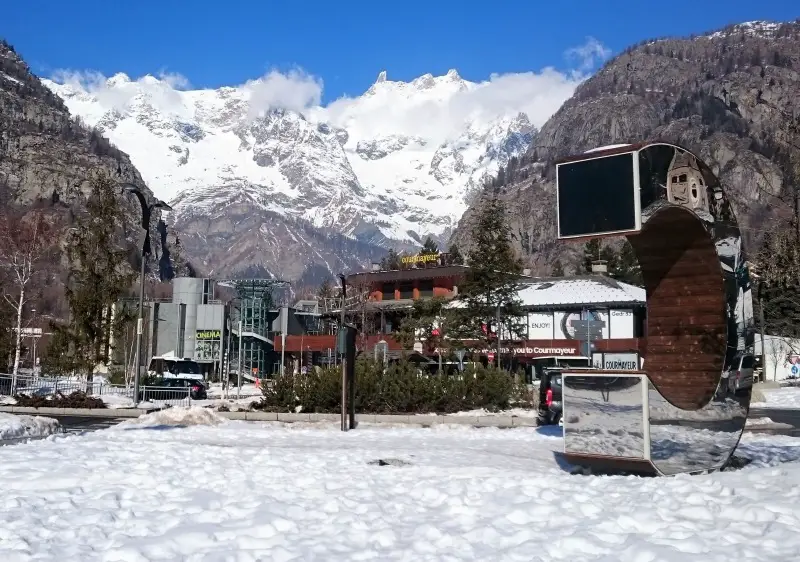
[557,152,639,238]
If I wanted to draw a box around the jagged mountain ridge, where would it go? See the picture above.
[451,20,800,274]
[44,70,537,284]
[0,39,179,291]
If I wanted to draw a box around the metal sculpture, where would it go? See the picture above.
[554,142,754,476]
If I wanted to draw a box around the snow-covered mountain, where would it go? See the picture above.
[43,69,547,283]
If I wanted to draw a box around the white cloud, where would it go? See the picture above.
[242,69,323,119]
[49,69,190,118]
[314,65,595,144]
[49,67,324,123]
[47,37,610,144]
[564,36,612,72]
[157,70,191,90]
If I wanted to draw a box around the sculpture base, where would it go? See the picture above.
[560,371,749,476]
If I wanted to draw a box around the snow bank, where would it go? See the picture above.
[2,421,800,559]
[120,406,228,428]
[206,382,262,399]
[752,386,800,409]
[192,397,262,412]
[99,395,135,409]
[746,416,777,426]
[417,407,538,418]
[0,412,61,440]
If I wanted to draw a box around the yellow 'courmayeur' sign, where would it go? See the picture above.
[401,253,439,264]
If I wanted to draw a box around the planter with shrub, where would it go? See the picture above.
[14,391,107,409]
[256,358,535,414]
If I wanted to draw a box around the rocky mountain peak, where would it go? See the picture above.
[0,38,183,282]
[451,19,800,276]
[44,62,538,284]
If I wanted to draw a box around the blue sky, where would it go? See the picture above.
[4,0,798,103]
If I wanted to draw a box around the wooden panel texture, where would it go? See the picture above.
[628,206,726,410]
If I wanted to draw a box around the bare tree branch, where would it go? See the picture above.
[0,211,58,379]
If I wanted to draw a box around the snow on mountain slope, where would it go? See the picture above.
[43,67,577,281]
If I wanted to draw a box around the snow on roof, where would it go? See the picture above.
[583,144,632,154]
[517,276,646,308]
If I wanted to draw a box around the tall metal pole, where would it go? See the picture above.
[122,185,172,405]
[495,303,501,369]
[236,316,242,398]
[280,307,286,375]
[237,319,243,398]
[339,274,347,432]
[132,253,146,405]
[220,322,226,396]
[758,282,768,381]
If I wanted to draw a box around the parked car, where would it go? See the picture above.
[529,357,591,384]
[138,377,207,402]
[536,370,641,426]
[148,358,203,380]
[537,369,563,426]
[726,353,755,394]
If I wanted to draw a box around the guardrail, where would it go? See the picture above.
[0,375,105,397]
[0,374,191,408]
[139,386,190,408]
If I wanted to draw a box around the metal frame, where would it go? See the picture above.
[219,279,288,379]
[556,150,643,240]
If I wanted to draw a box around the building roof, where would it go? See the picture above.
[516,276,646,308]
[345,265,472,284]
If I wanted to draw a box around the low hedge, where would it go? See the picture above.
[257,358,536,414]
[14,391,107,409]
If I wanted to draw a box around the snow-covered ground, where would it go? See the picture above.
[416,407,538,418]
[2,408,800,560]
[0,412,60,441]
[752,386,800,409]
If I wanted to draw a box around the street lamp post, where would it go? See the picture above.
[122,185,172,405]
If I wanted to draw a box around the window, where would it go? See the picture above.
[740,355,754,369]
[678,173,687,183]
[399,282,414,299]
[671,175,679,183]
[381,283,394,300]
[418,280,434,298]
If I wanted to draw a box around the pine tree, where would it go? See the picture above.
[42,171,136,380]
[452,196,524,349]
[551,259,565,277]
[448,244,464,265]
[317,278,336,299]
[421,236,439,254]
[380,248,401,270]
[395,296,450,356]
[599,245,619,273]
[609,240,643,287]
[582,239,602,272]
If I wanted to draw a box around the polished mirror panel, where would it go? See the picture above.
[563,374,647,459]
[555,142,754,476]
[648,379,749,475]
[635,143,754,474]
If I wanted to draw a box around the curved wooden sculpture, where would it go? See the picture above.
[555,142,754,476]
